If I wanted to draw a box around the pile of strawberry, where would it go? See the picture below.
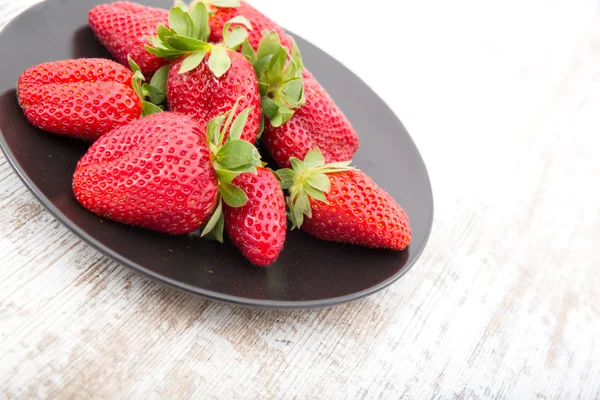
[16,0,411,267]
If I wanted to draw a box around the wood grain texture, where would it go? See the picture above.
[1,0,600,398]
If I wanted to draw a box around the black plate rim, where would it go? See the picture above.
[0,1,434,309]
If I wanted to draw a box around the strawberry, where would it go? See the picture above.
[243,33,360,168]
[16,57,160,141]
[89,1,170,78]
[197,102,285,266]
[277,149,411,250]
[73,102,264,241]
[72,112,219,234]
[207,0,293,51]
[146,4,261,144]
[222,168,286,266]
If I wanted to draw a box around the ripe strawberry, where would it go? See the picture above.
[277,149,411,250]
[146,4,261,144]
[263,69,360,168]
[243,33,360,168]
[73,112,219,234]
[195,102,284,266]
[222,168,286,267]
[89,1,170,78]
[16,58,158,141]
[207,0,293,51]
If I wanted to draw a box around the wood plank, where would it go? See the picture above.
[0,0,599,398]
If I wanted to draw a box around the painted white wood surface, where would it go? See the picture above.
[1,0,600,398]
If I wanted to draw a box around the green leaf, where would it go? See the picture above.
[318,161,354,175]
[253,55,272,78]
[267,47,286,77]
[292,191,311,228]
[215,169,239,184]
[150,65,170,92]
[145,46,183,60]
[128,56,146,100]
[169,7,193,37]
[179,48,209,74]
[281,79,304,108]
[215,140,261,170]
[147,35,165,49]
[225,27,248,49]
[224,15,252,32]
[127,56,143,78]
[303,148,325,169]
[321,161,353,168]
[303,184,328,203]
[228,107,252,141]
[165,35,207,51]
[275,168,295,190]
[241,39,256,64]
[209,0,241,7]
[275,104,294,127]
[260,97,293,127]
[141,84,151,98]
[143,65,170,104]
[261,97,279,120]
[143,84,165,105]
[201,200,223,237]
[207,114,225,145]
[258,81,269,98]
[257,114,265,139]
[220,182,248,207]
[289,35,304,70]
[286,198,298,228]
[208,46,231,78]
[290,158,307,173]
[157,24,177,45]
[219,98,241,144]
[141,102,164,116]
[306,172,330,193]
[189,2,210,41]
[215,165,257,184]
[256,31,281,61]
[204,210,225,243]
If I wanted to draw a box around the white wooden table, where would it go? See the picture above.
[2,0,599,398]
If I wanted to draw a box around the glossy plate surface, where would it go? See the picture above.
[0,0,433,309]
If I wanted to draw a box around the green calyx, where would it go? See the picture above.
[242,31,306,128]
[128,56,167,116]
[201,99,263,242]
[146,3,252,78]
[275,148,355,229]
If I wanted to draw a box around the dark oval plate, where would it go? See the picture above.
[0,0,433,309]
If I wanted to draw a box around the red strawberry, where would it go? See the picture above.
[222,168,286,267]
[73,112,219,234]
[17,58,145,141]
[196,102,283,266]
[277,149,411,250]
[263,69,360,168]
[207,0,360,162]
[147,4,261,143]
[243,33,360,168]
[89,1,170,78]
[208,0,293,51]
[167,50,260,143]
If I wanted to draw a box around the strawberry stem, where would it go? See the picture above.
[243,32,306,127]
[276,149,355,229]
[146,5,252,78]
[201,100,264,240]
[128,56,165,116]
